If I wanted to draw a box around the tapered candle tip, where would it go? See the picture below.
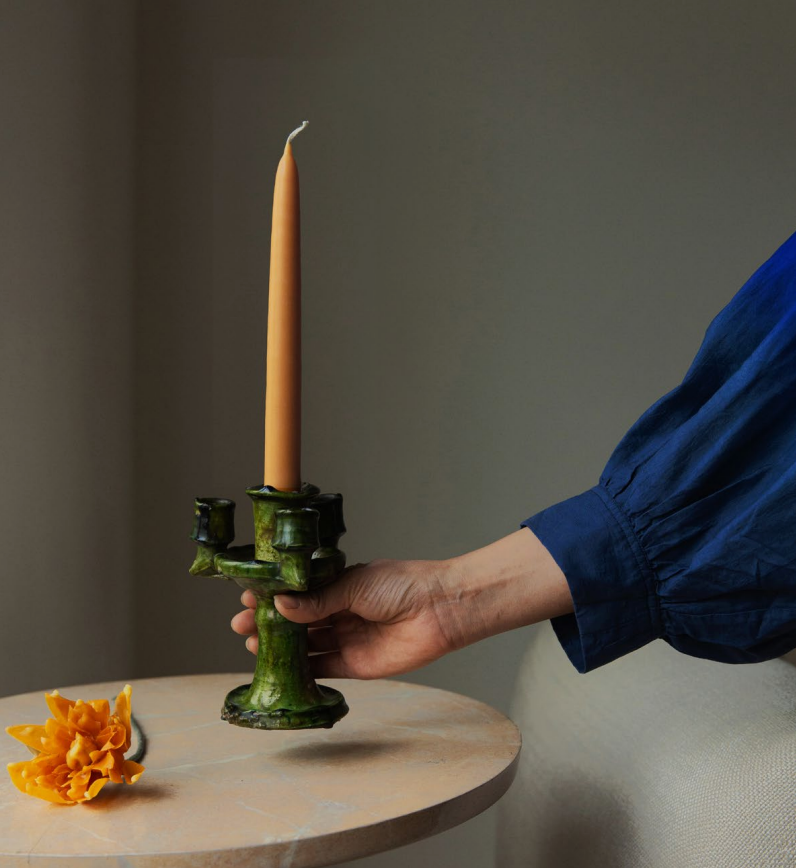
[286,121,309,146]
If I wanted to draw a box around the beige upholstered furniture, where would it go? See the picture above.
[498,623,796,867]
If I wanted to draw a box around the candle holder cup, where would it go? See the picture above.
[189,483,349,730]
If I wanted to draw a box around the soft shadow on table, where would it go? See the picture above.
[275,738,412,765]
[82,781,175,810]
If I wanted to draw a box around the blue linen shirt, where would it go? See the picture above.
[524,232,796,673]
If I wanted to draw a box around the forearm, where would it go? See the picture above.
[438,528,573,651]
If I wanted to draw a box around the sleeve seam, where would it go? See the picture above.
[592,484,663,639]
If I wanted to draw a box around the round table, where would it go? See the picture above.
[0,674,521,867]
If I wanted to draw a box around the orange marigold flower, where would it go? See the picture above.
[5,684,145,805]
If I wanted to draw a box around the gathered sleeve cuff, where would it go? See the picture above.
[523,236,796,673]
[522,485,663,673]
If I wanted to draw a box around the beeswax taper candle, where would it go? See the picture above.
[264,121,307,491]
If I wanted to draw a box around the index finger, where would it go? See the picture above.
[240,589,333,627]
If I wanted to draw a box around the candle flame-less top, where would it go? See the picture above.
[264,124,306,491]
[286,121,309,146]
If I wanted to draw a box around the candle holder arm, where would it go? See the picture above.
[189,497,236,577]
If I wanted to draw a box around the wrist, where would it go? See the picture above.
[437,529,572,651]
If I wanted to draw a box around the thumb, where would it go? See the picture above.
[274,573,357,624]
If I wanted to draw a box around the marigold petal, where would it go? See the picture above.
[5,724,46,752]
[88,699,110,727]
[42,722,72,756]
[122,760,145,784]
[35,772,64,791]
[104,750,124,784]
[88,751,115,774]
[66,770,92,802]
[113,685,133,751]
[98,724,126,751]
[24,782,75,805]
[65,733,94,771]
[45,690,74,724]
[70,703,103,737]
[44,717,70,738]
[7,761,31,794]
[86,776,109,800]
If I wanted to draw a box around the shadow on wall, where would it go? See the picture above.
[0,0,135,697]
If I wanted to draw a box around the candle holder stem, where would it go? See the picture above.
[249,594,306,709]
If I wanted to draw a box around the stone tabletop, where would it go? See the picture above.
[0,673,521,867]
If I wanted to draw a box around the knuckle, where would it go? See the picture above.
[306,591,325,612]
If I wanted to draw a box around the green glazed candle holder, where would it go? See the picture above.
[189,483,349,730]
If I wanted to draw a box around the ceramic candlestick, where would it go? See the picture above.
[189,484,349,730]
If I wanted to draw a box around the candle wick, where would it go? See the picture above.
[286,121,309,146]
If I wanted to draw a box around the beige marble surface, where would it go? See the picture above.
[0,674,521,867]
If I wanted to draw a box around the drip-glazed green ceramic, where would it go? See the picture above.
[189,485,349,730]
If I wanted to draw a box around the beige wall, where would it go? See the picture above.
[3,2,796,866]
[0,1,136,696]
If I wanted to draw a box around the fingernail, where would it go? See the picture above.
[275,594,300,609]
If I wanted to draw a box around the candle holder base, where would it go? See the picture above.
[221,683,349,730]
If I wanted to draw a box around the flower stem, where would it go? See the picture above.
[128,714,147,764]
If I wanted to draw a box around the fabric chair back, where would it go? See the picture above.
[497,623,796,867]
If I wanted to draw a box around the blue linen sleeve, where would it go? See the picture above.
[524,232,796,673]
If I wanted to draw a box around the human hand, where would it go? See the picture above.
[231,559,456,679]
[230,529,572,680]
